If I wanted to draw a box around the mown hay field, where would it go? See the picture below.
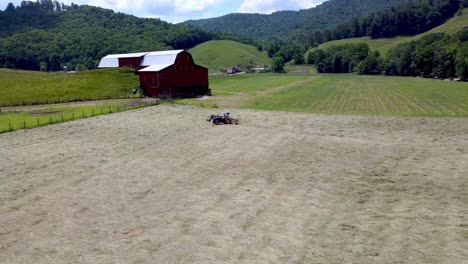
[0,105,466,263]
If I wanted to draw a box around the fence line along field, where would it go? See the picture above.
[0,105,466,263]
[0,99,159,133]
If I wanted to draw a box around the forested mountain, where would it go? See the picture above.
[0,1,252,71]
[308,0,466,45]
[183,0,410,41]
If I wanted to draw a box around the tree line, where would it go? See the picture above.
[262,0,467,68]
[306,0,467,46]
[308,30,468,79]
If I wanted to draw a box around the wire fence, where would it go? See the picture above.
[0,94,142,107]
[0,100,160,134]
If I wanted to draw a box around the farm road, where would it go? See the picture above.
[0,105,467,263]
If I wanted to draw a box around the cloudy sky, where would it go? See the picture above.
[1,0,327,23]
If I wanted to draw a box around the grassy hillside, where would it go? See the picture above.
[317,8,468,56]
[0,68,139,106]
[189,40,272,73]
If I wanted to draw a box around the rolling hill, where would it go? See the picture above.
[316,8,468,56]
[189,40,272,73]
[183,0,409,41]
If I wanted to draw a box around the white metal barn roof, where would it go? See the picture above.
[97,52,148,68]
[138,64,173,72]
[140,50,184,67]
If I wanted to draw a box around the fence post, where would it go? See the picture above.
[9,122,12,131]
[49,116,52,124]
[37,118,39,127]
[24,120,26,129]
[61,114,64,122]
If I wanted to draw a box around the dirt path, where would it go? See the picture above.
[0,105,466,263]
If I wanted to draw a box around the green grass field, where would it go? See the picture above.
[314,8,468,56]
[209,73,308,94]
[178,67,468,117]
[0,99,158,133]
[244,74,468,116]
[0,68,140,106]
[189,40,272,73]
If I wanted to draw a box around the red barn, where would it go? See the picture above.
[137,50,209,98]
[98,50,209,98]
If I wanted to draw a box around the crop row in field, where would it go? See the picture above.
[243,74,468,116]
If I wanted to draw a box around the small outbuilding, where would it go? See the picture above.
[226,66,242,74]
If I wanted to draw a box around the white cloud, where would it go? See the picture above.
[238,0,324,14]
[1,0,327,23]
[2,0,226,22]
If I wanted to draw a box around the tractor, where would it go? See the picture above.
[207,112,239,125]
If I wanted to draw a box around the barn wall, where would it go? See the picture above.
[138,52,209,98]
[118,57,143,69]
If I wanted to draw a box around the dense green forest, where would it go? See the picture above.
[1,0,466,79]
[305,0,468,79]
[307,0,467,45]
[309,30,468,79]
[183,0,409,41]
[0,0,253,71]
[183,0,467,71]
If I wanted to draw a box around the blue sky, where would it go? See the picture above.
[1,0,327,23]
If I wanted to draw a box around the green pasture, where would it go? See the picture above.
[209,73,308,94]
[0,68,140,106]
[0,99,158,133]
[315,8,468,56]
[245,74,468,116]
[178,69,468,117]
[189,40,272,73]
